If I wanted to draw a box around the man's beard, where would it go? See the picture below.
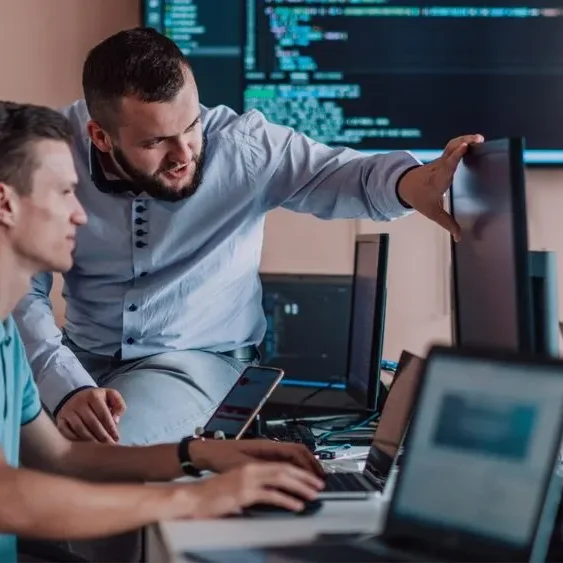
[112,137,207,202]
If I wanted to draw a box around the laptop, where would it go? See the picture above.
[185,347,563,563]
[320,351,424,500]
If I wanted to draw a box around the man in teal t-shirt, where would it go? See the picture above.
[0,102,324,563]
[0,317,42,561]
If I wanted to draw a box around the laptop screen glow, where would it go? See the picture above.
[393,355,563,547]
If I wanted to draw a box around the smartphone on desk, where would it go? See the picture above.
[203,366,284,439]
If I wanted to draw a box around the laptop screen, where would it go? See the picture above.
[371,352,424,460]
[392,352,563,550]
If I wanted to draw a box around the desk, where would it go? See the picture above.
[147,442,378,561]
[148,496,388,562]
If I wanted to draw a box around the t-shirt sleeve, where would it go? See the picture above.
[18,340,42,426]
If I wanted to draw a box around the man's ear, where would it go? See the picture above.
[86,120,113,154]
[0,182,19,229]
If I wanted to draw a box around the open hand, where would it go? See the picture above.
[397,134,484,241]
[56,387,126,443]
[188,439,324,478]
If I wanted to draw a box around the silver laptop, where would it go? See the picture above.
[320,351,424,500]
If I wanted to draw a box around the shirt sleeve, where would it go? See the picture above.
[14,326,42,426]
[241,109,420,221]
[12,272,97,414]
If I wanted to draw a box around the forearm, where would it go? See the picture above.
[58,441,184,483]
[0,466,185,540]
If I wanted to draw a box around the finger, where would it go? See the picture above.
[444,142,469,171]
[260,464,324,499]
[106,389,127,418]
[80,405,117,444]
[444,134,484,159]
[430,207,462,242]
[89,396,120,441]
[275,445,325,479]
[59,419,81,441]
[289,446,325,479]
[248,441,325,479]
[67,413,100,442]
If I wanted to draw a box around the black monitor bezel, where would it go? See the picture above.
[450,137,534,354]
[345,233,389,411]
[385,344,563,562]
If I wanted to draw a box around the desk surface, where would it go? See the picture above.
[151,495,387,562]
[148,442,377,561]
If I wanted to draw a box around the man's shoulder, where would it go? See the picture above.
[2,316,28,368]
[59,99,90,130]
[202,105,272,142]
[58,99,90,156]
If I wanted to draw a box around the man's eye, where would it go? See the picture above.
[144,140,162,148]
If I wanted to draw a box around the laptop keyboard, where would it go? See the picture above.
[324,472,377,493]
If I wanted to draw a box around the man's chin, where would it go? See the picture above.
[41,257,73,275]
[148,179,198,201]
[158,172,194,190]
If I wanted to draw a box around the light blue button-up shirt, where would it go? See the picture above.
[13,100,417,412]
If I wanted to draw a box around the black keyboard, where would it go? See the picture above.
[264,423,317,452]
[324,472,381,493]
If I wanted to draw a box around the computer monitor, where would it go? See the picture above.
[346,234,389,411]
[259,273,352,388]
[529,251,560,358]
[450,137,535,354]
[141,0,243,110]
[144,1,563,165]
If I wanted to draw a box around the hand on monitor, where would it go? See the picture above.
[396,134,484,242]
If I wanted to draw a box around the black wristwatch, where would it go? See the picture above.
[178,436,203,478]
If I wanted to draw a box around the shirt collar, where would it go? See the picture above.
[89,143,136,195]
[0,317,12,346]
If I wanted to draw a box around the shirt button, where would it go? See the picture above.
[136,229,147,236]
[135,241,147,248]
[126,337,135,345]
[140,272,148,277]
[128,304,138,312]
[135,218,146,225]
[135,205,146,213]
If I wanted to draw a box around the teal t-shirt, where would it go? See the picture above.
[0,316,42,563]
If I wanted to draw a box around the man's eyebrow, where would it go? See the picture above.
[141,114,202,144]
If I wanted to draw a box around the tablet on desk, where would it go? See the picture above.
[204,366,285,439]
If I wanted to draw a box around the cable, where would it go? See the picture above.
[284,358,398,426]
[317,411,380,444]
[381,359,399,372]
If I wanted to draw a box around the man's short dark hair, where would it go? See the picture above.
[0,101,73,196]
[82,27,191,129]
